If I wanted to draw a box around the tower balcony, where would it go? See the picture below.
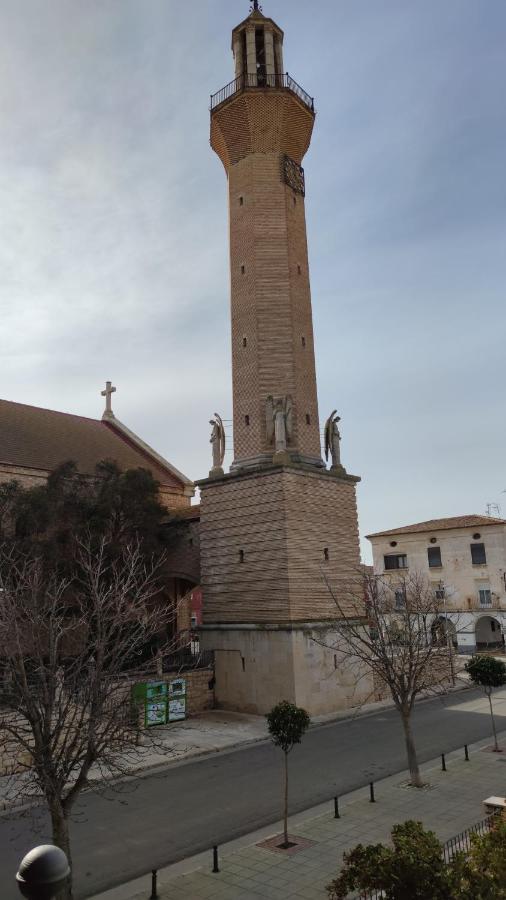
[210,72,315,115]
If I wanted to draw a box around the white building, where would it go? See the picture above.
[366,515,506,655]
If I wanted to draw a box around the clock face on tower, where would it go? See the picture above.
[283,155,305,196]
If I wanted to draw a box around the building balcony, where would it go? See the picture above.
[451,598,505,613]
[210,72,315,114]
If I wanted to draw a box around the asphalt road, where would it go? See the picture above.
[1,687,505,898]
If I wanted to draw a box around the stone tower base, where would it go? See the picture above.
[200,622,372,716]
[198,463,368,717]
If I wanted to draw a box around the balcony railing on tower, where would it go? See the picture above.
[210,72,315,113]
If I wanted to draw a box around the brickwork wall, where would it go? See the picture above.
[185,668,215,713]
[211,90,314,168]
[0,464,189,512]
[212,90,321,466]
[229,153,321,463]
[200,466,364,624]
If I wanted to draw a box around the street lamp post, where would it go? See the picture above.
[16,845,70,900]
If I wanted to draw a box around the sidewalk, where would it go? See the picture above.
[91,729,506,900]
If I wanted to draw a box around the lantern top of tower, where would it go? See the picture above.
[231,3,284,48]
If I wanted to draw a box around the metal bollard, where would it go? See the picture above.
[441,753,447,772]
[212,845,220,873]
[369,782,376,803]
[464,744,469,761]
[334,796,340,819]
[150,869,159,899]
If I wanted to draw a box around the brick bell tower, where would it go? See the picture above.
[198,4,370,715]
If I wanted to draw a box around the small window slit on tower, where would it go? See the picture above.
[241,265,245,274]
[323,547,330,561]
[297,265,302,275]
[245,415,250,426]
[301,336,306,347]
[239,196,244,206]
[305,414,311,425]
[242,337,247,347]
[239,549,245,563]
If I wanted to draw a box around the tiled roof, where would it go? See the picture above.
[366,515,506,540]
[0,398,187,489]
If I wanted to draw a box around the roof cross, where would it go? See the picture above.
[250,1,262,11]
[101,380,116,417]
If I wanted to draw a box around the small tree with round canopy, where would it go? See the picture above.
[465,655,506,752]
[266,700,310,848]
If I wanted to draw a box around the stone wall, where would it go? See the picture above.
[207,625,373,715]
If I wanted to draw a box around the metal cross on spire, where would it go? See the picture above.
[250,1,262,12]
[101,380,116,417]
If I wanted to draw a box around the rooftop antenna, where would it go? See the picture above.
[486,502,501,518]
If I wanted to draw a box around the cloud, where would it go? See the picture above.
[1,0,505,563]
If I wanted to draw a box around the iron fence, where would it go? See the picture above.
[358,810,502,898]
[442,809,501,862]
[210,72,314,113]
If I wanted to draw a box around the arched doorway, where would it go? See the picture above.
[431,616,458,649]
[475,616,503,651]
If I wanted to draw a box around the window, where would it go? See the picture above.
[394,588,406,609]
[384,554,408,570]
[305,414,311,425]
[245,415,250,426]
[239,196,244,206]
[301,336,306,347]
[242,337,247,347]
[427,546,442,568]
[241,265,245,274]
[478,588,492,607]
[434,587,445,601]
[297,265,302,275]
[471,543,486,565]
[323,547,329,561]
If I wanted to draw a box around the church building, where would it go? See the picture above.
[0,387,200,637]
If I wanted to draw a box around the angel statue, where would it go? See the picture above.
[209,413,226,473]
[266,395,293,455]
[324,410,342,469]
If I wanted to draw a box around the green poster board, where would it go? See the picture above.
[168,677,187,722]
[131,679,187,727]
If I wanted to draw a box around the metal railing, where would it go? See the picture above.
[359,810,502,897]
[442,809,501,862]
[210,72,315,113]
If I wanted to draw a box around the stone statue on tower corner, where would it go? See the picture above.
[209,413,226,475]
[324,410,345,472]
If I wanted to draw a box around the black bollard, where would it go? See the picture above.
[441,753,447,772]
[212,845,220,873]
[150,869,159,899]
[464,744,469,761]
[334,796,340,819]
[369,782,376,803]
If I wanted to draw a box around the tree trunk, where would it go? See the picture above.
[400,710,423,788]
[283,750,289,847]
[486,688,500,752]
[50,803,73,900]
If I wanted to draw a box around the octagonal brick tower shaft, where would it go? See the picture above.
[210,8,323,469]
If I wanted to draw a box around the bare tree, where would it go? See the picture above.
[314,569,458,788]
[0,537,175,900]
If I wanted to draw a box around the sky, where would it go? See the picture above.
[1,0,505,561]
